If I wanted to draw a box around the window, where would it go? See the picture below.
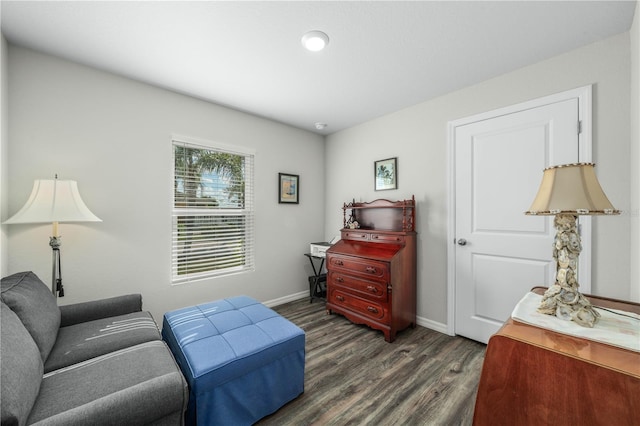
[172,138,254,284]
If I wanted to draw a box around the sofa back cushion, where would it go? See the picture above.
[1,271,60,362]
[1,301,44,426]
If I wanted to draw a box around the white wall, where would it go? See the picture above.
[325,33,632,326]
[6,46,325,321]
[1,34,8,277]
[630,0,640,302]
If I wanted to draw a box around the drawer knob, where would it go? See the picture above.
[366,285,378,293]
[367,306,379,314]
[335,259,344,266]
[365,266,377,274]
[336,276,344,283]
[336,295,345,302]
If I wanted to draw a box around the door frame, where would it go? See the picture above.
[446,85,593,336]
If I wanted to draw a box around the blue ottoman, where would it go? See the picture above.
[162,296,305,426]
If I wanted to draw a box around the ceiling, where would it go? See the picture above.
[1,1,637,135]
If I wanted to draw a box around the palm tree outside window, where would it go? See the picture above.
[172,139,255,283]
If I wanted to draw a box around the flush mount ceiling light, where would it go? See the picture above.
[301,30,329,52]
[315,122,327,130]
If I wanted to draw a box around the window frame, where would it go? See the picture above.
[171,135,255,284]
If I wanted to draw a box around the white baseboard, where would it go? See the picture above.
[263,291,308,308]
[416,315,449,335]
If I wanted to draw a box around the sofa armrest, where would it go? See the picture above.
[59,294,143,327]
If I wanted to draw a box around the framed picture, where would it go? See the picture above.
[278,173,299,204]
[374,157,397,191]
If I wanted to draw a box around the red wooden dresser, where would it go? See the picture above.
[325,197,416,343]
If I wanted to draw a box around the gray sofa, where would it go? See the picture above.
[1,271,188,426]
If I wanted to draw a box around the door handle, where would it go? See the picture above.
[457,238,467,246]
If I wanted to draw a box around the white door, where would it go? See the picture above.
[452,97,584,344]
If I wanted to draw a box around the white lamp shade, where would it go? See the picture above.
[3,179,101,224]
[525,163,619,216]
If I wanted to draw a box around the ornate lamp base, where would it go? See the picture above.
[537,214,600,327]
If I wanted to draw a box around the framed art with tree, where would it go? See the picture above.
[374,157,397,191]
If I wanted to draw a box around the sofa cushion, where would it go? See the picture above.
[0,271,61,363]
[59,294,143,327]
[44,311,162,373]
[28,341,188,425]
[1,302,44,426]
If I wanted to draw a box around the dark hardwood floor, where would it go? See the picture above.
[257,298,486,426]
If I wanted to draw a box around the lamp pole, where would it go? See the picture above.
[50,221,63,297]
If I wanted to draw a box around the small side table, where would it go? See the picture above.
[473,287,640,425]
[304,253,326,303]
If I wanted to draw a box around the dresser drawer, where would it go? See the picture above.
[341,230,369,241]
[370,233,405,244]
[328,271,387,301]
[327,255,389,281]
[329,288,387,322]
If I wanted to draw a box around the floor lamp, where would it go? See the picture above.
[3,175,101,297]
[525,163,619,327]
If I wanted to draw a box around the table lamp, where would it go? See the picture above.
[525,163,619,327]
[3,175,101,297]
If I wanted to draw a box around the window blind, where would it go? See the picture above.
[172,139,255,284]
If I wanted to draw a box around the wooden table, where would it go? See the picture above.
[473,287,640,425]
